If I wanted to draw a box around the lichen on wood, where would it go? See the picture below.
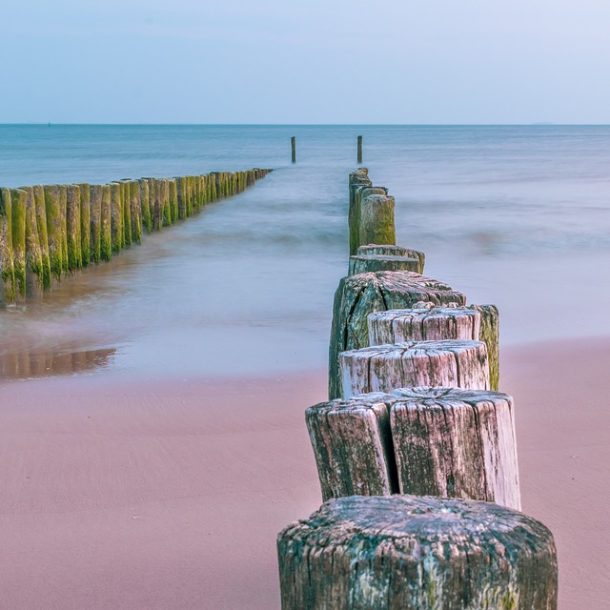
[0,188,15,301]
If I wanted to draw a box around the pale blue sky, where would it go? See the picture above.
[2,0,610,123]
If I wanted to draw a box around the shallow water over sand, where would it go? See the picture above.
[2,125,610,380]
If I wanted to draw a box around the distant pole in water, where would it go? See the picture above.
[357,135,363,164]
[291,136,296,163]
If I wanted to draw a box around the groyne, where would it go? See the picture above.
[0,168,271,303]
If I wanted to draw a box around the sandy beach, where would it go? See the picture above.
[0,337,606,609]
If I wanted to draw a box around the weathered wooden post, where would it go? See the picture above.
[306,387,520,508]
[128,180,142,243]
[139,179,152,232]
[78,184,91,267]
[357,135,363,163]
[291,136,296,163]
[66,185,82,269]
[356,244,425,274]
[100,185,113,260]
[89,185,102,263]
[339,339,489,398]
[0,188,15,301]
[23,187,44,295]
[10,188,27,297]
[43,185,64,278]
[359,192,396,249]
[277,495,558,610]
[329,270,465,399]
[349,253,420,274]
[369,303,500,390]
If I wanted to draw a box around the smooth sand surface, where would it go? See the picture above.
[0,338,608,609]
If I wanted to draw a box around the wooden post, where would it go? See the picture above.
[390,387,520,508]
[23,187,44,296]
[89,185,102,263]
[78,184,91,267]
[349,185,386,255]
[356,244,425,274]
[357,135,363,163]
[359,192,396,249]
[32,185,51,289]
[10,188,27,297]
[100,185,113,261]
[348,253,420,275]
[277,495,558,610]
[0,188,15,301]
[43,185,64,279]
[66,185,82,269]
[291,136,296,163]
[306,395,398,500]
[139,179,152,232]
[306,387,520,508]
[328,270,466,399]
[368,303,500,390]
[339,340,489,398]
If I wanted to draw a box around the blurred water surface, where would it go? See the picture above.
[1,125,610,380]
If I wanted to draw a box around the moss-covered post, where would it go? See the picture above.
[175,177,186,220]
[43,185,64,279]
[120,181,132,247]
[128,180,142,244]
[32,185,51,289]
[101,185,113,260]
[58,185,69,274]
[23,186,44,296]
[358,192,396,249]
[161,179,172,226]
[10,189,27,297]
[110,182,123,251]
[185,177,194,217]
[0,188,15,302]
[139,179,152,232]
[78,184,91,266]
[89,185,102,263]
[168,178,178,222]
[66,185,82,270]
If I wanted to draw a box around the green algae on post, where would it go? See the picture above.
[110,182,123,251]
[89,185,102,263]
[57,185,69,273]
[0,188,15,301]
[23,186,45,295]
[101,185,113,261]
[10,188,27,297]
[43,185,64,278]
[78,184,91,266]
[128,180,142,244]
[32,185,51,289]
[120,181,132,247]
[168,179,178,223]
[66,185,82,269]
[161,179,172,227]
[139,179,152,233]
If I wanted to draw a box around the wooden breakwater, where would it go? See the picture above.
[276,168,558,609]
[0,168,271,303]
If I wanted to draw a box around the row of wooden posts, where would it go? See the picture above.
[276,168,558,608]
[291,136,363,164]
[0,168,271,303]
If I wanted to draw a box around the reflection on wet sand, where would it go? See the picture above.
[0,343,116,380]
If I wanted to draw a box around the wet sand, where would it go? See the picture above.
[0,338,608,609]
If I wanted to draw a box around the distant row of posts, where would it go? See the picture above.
[290,136,363,164]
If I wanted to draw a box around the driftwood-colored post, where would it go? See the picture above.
[306,388,520,508]
[121,181,132,247]
[340,340,489,398]
[128,180,142,244]
[356,244,425,274]
[349,253,420,275]
[291,136,296,163]
[368,303,500,390]
[139,179,152,233]
[0,188,15,301]
[329,271,465,399]
[89,185,102,263]
[277,495,558,610]
[357,135,362,163]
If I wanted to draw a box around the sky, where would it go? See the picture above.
[2,0,610,124]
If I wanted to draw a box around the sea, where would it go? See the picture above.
[1,124,610,380]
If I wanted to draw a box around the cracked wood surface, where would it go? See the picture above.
[339,339,489,398]
[328,271,466,399]
[278,495,557,610]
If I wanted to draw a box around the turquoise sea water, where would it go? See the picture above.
[1,125,610,380]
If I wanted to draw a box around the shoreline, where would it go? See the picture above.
[0,336,607,608]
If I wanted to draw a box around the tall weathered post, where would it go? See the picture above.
[357,135,363,163]
[291,136,296,163]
